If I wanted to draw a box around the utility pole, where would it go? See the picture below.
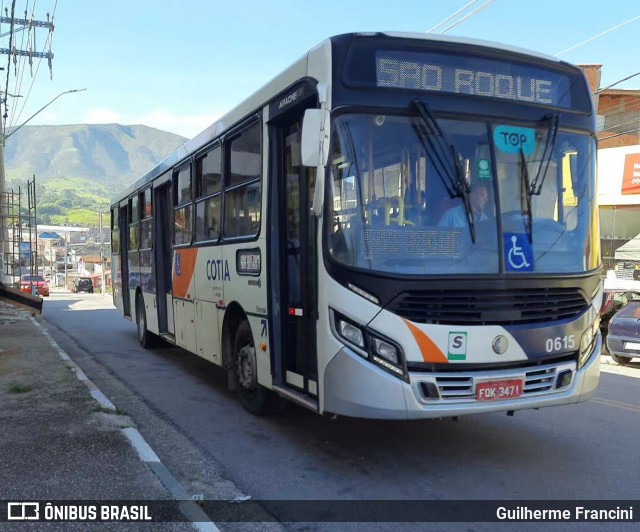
[0,10,55,284]
[99,212,105,294]
[64,230,68,290]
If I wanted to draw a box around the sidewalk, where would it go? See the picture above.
[0,301,198,529]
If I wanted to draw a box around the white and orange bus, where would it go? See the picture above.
[112,32,602,419]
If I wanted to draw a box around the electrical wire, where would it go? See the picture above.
[427,0,480,33]
[10,29,53,128]
[599,114,640,133]
[8,1,32,129]
[10,0,56,130]
[595,71,640,94]
[555,15,640,56]
[439,0,496,33]
[3,0,17,133]
[598,127,640,141]
[599,96,640,117]
[598,100,640,120]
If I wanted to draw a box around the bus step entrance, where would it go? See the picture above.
[272,385,318,413]
[159,332,176,344]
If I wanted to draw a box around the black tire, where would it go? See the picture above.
[136,294,154,348]
[601,331,609,355]
[234,321,285,415]
[611,353,635,366]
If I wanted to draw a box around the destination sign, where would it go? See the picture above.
[375,50,572,108]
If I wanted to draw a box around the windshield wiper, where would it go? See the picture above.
[528,113,560,196]
[519,147,533,243]
[411,99,476,243]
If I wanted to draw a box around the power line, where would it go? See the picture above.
[600,114,640,133]
[8,3,32,129]
[600,104,640,120]
[598,126,640,141]
[1,0,57,132]
[595,71,640,94]
[427,0,480,33]
[599,95,640,116]
[3,0,17,124]
[598,99,640,119]
[10,29,52,128]
[556,15,640,56]
[440,0,496,33]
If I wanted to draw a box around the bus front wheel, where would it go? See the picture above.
[234,320,284,415]
[136,294,153,349]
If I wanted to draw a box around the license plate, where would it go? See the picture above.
[624,342,640,351]
[476,379,523,401]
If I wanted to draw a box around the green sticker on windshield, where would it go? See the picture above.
[494,126,536,155]
[477,159,491,179]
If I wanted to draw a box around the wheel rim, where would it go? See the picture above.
[237,343,257,391]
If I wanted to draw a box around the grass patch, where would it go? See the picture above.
[8,382,34,394]
[93,405,128,416]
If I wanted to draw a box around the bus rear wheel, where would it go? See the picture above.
[234,321,284,415]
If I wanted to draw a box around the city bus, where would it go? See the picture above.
[111,32,602,419]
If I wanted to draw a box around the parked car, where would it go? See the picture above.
[72,277,94,294]
[18,274,49,297]
[606,300,640,366]
[600,290,640,333]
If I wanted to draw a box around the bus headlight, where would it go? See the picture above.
[332,310,408,381]
[579,316,600,369]
[370,337,400,365]
[366,331,407,381]
[337,318,365,349]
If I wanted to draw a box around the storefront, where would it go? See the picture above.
[598,145,640,273]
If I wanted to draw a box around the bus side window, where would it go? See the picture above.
[195,145,222,242]
[223,121,262,238]
[173,164,193,245]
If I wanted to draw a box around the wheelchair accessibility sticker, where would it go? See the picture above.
[504,233,534,272]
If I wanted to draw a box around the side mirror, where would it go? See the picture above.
[613,300,624,311]
[301,109,330,168]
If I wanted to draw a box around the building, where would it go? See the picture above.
[578,65,640,274]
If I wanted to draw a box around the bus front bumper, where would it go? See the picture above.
[323,335,601,420]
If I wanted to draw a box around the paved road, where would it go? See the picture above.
[41,292,640,522]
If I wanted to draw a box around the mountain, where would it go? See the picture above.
[5,123,187,189]
[4,123,188,226]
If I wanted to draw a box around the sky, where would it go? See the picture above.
[1,0,638,139]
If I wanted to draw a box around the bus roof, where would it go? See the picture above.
[379,31,563,64]
[112,31,573,205]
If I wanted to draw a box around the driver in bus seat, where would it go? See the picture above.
[438,185,488,228]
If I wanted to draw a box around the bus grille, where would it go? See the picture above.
[419,362,574,402]
[387,288,587,325]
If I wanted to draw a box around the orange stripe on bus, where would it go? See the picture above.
[172,248,198,299]
[402,319,448,364]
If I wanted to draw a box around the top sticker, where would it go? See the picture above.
[494,126,536,156]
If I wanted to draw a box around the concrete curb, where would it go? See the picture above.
[30,316,220,531]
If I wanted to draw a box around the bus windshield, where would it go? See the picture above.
[327,112,597,275]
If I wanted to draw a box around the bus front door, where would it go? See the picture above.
[154,182,174,336]
[273,117,318,399]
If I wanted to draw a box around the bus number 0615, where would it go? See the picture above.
[545,335,575,353]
